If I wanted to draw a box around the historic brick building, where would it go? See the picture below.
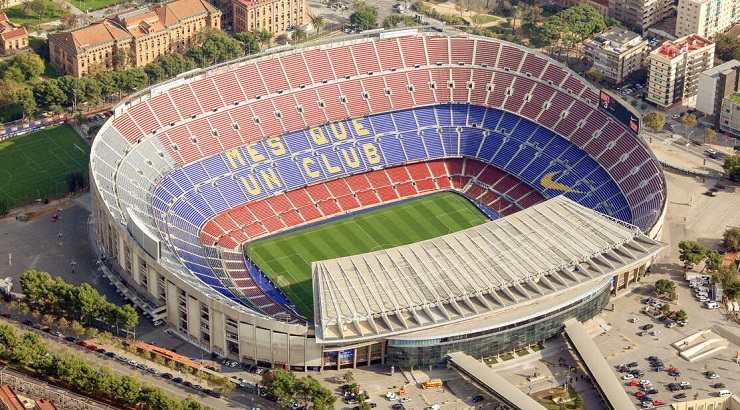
[0,13,28,55]
[233,0,306,36]
[48,0,221,77]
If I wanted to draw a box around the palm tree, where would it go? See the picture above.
[291,26,307,44]
[256,29,274,51]
[309,13,325,36]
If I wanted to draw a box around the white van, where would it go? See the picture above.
[719,389,732,397]
[706,301,720,309]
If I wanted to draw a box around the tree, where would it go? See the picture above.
[705,250,724,271]
[70,320,84,338]
[65,172,78,193]
[654,279,676,297]
[291,26,307,43]
[309,13,325,36]
[723,155,740,182]
[678,241,707,270]
[0,324,18,352]
[261,368,297,403]
[189,28,243,67]
[343,370,355,384]
[680,113,697,137]
[144,63,166,84]
[725,279,740,300]
[511,5,520,30]
[10,332,47,365]
[724,227,740,252]
[350,8,378,31]
[33,79,66,110]
[234,31,260,55]
[643,111,666,133]
[0,200,8,217]
[116,373,142,405]
[10,52,45,81]
[660,303,671,315]
[674,309,688,323]
[255,28,274,51]
[113,49,132,71]
[13,87,38,120]
[573,394,584,409]
[455,0,467,17]
[704,128,717,145]
[714,33,740,62]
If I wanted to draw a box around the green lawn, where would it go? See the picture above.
[71,0,124,12]
[2,5,68,29]
[0,124,90,207]
[246,192,490,318]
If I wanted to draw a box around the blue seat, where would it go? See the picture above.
[435,105,452,126]
[379,134,407,165]
[393,110,419,131]
[422,129,445,158]
[369,112,396,135]
[451,104,468,126]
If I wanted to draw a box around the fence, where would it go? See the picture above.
[0,114,68,141]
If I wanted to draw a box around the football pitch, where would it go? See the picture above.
[0,125,90,207]
[246,192,490,319]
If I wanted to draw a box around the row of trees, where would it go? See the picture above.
[260,368,337,410]
[64,171,87,194]
[534,5,621,61]
[0,322,211,409]
[0,28,276,121]
[19,270,138,332]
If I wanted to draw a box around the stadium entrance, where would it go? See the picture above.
[322,342,385,370]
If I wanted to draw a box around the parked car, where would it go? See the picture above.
[162,373,173,380]
[674,393,687,399]
[472,396,484,403]
[105,352,116,358]
[642,324,654,330]
[622,374,635,380]
[0,313,10,318]
[172,377,183,383]
[76,340,87,347]
[627,362,639,368]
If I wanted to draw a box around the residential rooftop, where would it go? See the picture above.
[654,33,714,59]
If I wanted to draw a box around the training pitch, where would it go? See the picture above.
[0,125,89,207]
[246,192,490,318]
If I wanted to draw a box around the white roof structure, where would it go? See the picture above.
[313,196,664,343]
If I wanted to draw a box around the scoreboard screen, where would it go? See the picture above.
[599,90,642,134]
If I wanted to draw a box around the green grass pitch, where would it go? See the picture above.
[0,125,90,207]
[246,192,491,319]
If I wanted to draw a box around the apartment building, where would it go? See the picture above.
[695,60,740,129]
[646,34,715,109]
[48,0,221,77]
[609,0,674,32]
[0,13,28,55]
[583,27,648,84]
[676,0,740,39]
[233,0,306,35]
[718,92,740,135]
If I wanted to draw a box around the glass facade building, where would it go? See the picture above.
[385,279,612,368]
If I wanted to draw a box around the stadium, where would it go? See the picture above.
[90,30,667,370]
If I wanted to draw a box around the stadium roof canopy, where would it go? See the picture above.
[313,195,664,343]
